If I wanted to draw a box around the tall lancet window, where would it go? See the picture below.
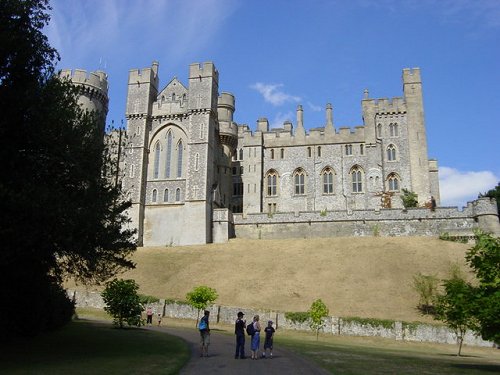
[153,142,160,179]
[165,131,172,178]
[177,140,183,177]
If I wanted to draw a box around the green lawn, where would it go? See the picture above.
[278,334,500,375]
[0,318,189,375]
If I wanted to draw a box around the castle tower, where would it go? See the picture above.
[59,69,109,129]
[123,62,159,245]
[217,92,238,208]
[183,62,220,244]
[403,68,432,204]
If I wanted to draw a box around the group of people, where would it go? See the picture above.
[145,306,162,326]
[198,310,276,360]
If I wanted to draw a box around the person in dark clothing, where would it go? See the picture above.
[262,320,276,358]
[430,196,436,211]
[234,311,246,359]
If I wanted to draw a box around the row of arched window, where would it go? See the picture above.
[151,188,182,203]
[265,166,401,196]
[377,123,399,138]
[152,131,185,179]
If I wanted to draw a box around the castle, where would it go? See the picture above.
[62,62,500,246]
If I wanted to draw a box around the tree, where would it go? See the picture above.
[0,0,136,337]
[434,277,478,356]
[102,279,143,328]
[479,182,500,216]
[308,299,329,340]
[412,273,439,314]
[186,286,218,326]
[465,231,500,344]
[401,188,418,208]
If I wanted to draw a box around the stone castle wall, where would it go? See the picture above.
[70,290,494,348]
[231,198,500,240]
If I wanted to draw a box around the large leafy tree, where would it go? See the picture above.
[465,231,500,344]
[0,0,136,336]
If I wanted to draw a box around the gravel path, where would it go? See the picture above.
[146,326,330,375]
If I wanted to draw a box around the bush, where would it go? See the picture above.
[412,273,439,314]
[102,279,143,328]
[285,312,310,324]
[401,189,418,208]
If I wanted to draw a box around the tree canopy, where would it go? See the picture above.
[308,299,329,340]
[102,279,143,328]
[0,0,136,336]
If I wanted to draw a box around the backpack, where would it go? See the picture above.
[198,318,207,330]
[246,322,255,336]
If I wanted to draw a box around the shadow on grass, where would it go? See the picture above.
[452,364,500,373]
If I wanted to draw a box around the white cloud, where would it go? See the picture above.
[269,112,294,129]
[307,101,322,112]
[439,166,498,207]
[250,83,301,106]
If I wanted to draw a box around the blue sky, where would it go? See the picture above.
[45,0,499,208]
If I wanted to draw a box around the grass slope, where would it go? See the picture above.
[70,237,471,323]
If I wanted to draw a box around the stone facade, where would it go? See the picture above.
[82,61,497,246]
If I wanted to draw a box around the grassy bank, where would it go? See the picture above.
[0,318,189,375]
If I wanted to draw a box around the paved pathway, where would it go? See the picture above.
[147,326,330,375]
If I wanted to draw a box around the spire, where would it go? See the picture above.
[327,102,334,126]
[296,105,305,137]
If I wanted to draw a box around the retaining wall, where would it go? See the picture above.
[69,290,494,348]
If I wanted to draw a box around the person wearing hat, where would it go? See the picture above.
[262,320,276,358]
[234,311,246,359]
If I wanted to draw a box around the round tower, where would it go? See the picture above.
[59,69,109,129]
[217,92,238,149]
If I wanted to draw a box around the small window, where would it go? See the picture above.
[152,189,158,202]
[240,166,244,175]
[317,146,321,157]
[232,167,237,175]
[195,153,200,171]
[377,124,382,138]
[345,144,353,156]
[239,149,243,160]
[360,144,364,155]
[163,189,169,202]
[280,148,284,159]
[175,188,181,202]
[390,123,399,137]
[270,149,275,159]
[307,147,312,157]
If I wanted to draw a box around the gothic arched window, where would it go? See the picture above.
[153,142,161,179]
[163,188,169,202]
[165,131,173,178]
[177,140,183,177]
[270,149,275,159]
[266,170,278,196]
[175,188,181,202]
[152,189,157,202]
[387,144,397,161]
[239,148,243,160]
[387,173,400,192]
[322,167,334,194]
[294,168,306,195]
[351,166,364,193]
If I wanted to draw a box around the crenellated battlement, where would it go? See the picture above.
[189,62,219,81]
[128,61,159,85]
[402,67,421,84]
[60,69,108,93]
[362,96,406,114]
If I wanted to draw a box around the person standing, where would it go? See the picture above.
[262,320,275,358]
[198,310,210,357]
[250,315,261,359]
[234,311,246,359]
[146,306,153,325]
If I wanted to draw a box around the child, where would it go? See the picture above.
[157,313,162,326]
[262,320,275,358]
